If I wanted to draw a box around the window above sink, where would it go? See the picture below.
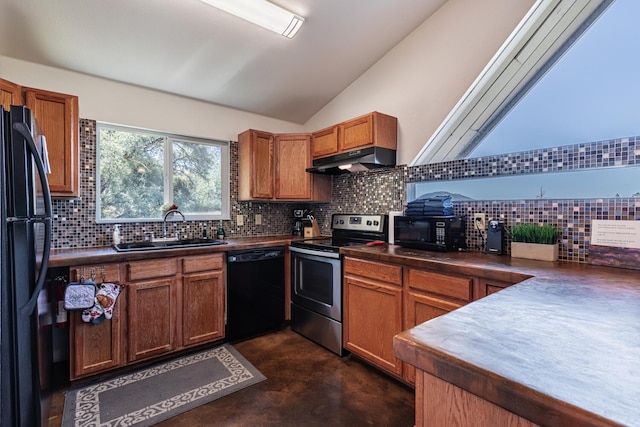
[96,123,230,223]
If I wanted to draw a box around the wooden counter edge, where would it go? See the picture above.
[393,330,623,427]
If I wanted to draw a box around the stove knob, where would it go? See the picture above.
[366,220,372,226]
[339,220,344,224]
[373,220,379,226]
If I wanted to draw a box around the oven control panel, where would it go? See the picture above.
[332,214,386,233]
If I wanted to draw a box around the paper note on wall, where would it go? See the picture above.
[591,220,640,249]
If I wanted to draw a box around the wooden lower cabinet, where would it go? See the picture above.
[404,290,464,385]
[69,253,226,379]
[182,269,225,346]
[403,267,472,385]
[415,371,538,427]
[343,256,482,385]
[69,263,124,380]
[343,257,404,378]
[127,277,178,362]
[474,278,515,299]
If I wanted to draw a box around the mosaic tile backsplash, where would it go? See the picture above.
[52,120,639,264]
[51,120,310,248]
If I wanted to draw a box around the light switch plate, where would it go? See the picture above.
[237,214,244,226]
[255,214,262,225]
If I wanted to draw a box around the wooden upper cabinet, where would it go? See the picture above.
[239,129,274,200]
[312,112,398,160]
[238,129,331,202]
[340,114,373,151]
[24,87,79,197]
[275,133,312,199]
[311,125,339,158]
[340,111,397,152]
[0,78,23,109]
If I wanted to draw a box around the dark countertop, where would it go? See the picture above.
[49,235,303,267]
[341,245,640,427]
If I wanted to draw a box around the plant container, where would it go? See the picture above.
[511,242,558,262]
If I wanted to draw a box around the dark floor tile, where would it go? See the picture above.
[50,328,415,427]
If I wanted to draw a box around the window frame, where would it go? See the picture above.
[96,122,230,223]
[410,0,613,165]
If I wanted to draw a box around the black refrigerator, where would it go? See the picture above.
[0,105,53,427]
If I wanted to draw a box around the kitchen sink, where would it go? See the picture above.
[113,238,227,252]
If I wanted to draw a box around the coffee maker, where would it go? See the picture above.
[292,209,305,236]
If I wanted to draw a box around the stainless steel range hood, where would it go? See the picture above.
[306,146,396,174]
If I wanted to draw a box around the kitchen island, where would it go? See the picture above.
[340,245,640,427]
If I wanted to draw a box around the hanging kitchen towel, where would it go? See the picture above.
[64,280,97,311]
[81,283,122,324]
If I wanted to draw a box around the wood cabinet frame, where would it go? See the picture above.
[238,129,330,201]
[69,253,227,380]
[24,87,79,197]
[343,255,518,386]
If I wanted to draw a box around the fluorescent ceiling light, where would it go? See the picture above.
[200,0,304,38]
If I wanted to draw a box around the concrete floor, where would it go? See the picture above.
[49,328,415,426]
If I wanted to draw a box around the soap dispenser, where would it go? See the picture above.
[113,224,121,244]
[216,221,225,240]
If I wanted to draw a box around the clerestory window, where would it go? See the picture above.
[412,0,631,164]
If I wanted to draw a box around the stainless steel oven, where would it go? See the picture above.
[290,214,387,356]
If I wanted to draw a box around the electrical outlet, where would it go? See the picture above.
[255,214,262,225]
[473,213,487,231]
[237,214,244,226]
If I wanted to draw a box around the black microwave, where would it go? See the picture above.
[394,215,466,252]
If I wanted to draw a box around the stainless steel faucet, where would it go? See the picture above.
[162,209,186,238]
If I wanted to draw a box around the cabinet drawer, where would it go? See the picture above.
[407,268,472,302]
[127,258,179,281]
[183,253,224,274]
[344,257,402,286]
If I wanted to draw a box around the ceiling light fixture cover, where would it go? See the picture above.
[200,0,304,38]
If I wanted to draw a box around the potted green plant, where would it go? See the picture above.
[510,222,559,261]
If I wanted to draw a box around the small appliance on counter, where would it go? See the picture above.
[486,219,504,255]
[292,209,305,236]
[394,215,466,252]
[292,209,316,236]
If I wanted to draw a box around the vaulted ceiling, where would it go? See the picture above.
[0,0,447,123]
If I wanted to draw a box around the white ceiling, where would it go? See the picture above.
[0,0,447,124]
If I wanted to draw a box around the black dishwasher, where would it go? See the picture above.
[226,246,285,342]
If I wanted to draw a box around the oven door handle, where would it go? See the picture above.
[289,246,341,259]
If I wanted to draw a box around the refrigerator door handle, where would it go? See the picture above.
[13,122,53,316]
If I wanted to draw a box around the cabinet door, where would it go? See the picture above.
[343,275,403,377]
[250,130,275,199]
[0,78,22,109]
[339,114,373,151]
[275,134,312,199]
[404,291,463,385]
[183,270,225,346]
[474,279,513,299]
[127,278,178,362]
[24,88,79,197]
[69,263,124,379]
[311,125,339,159]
